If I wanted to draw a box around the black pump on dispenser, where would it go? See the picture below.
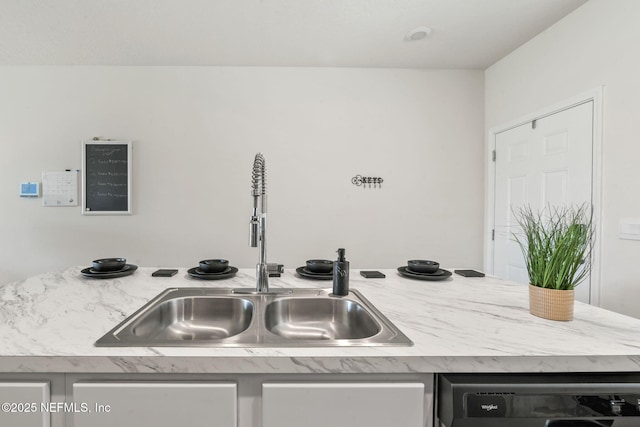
[332,248,350,296]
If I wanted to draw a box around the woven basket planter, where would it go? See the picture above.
[528,285,574,321]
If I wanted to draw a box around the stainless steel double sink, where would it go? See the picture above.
[95,288,412,347]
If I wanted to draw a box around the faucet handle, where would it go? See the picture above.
[267,263,284,277]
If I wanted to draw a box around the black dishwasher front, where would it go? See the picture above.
[437,374,640,427]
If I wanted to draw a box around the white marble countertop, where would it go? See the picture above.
[2,266,640,374]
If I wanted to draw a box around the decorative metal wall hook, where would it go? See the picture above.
[351,175,384,188]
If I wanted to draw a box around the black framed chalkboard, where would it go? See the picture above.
[82,141,132,215]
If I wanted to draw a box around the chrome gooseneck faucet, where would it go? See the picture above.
[249,153,269,292]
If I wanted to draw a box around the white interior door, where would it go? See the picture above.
[493,101,593,303]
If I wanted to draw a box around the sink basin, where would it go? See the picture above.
[131,297,253,341]
[265,298,380,340]
[95,288,412,347]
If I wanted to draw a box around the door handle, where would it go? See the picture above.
[545,420,613,427]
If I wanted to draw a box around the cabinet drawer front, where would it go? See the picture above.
[263,382,424,427]
[73,382,236,427]
[0,382,50,427]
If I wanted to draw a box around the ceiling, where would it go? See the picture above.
[0,0,588,69]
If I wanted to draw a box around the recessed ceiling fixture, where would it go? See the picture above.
[405,26,432,41]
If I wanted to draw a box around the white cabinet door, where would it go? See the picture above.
[73,382,236,427]
[263,382,424,427]
[0,382,50,427]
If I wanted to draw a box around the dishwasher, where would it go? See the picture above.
[437,373,640,427]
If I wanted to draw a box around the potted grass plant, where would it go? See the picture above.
[513,204,594,321]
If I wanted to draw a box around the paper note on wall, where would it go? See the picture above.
[42,170,78,207]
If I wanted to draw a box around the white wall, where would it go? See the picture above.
[485,0,640,317]
[0,67,484,285]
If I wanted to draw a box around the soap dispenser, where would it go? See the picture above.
[332,248,350,296]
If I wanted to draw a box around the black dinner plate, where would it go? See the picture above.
[405,267,447,276]
[81,264,138,279]
[397,266,452,281]
[296,266,333,280]
[301,266,333,276]
[188,266,238,280]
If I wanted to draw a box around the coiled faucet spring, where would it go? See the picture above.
[251,153,266,197]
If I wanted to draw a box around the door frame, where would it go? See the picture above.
[484,87,604,305]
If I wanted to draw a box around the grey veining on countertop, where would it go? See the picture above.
[2,266,640,374]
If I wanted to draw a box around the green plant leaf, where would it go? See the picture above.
[511,203,594,291]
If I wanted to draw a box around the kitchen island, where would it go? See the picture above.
[2,266,640,374]
[3,267,640,427]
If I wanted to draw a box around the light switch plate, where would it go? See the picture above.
[619,218,640,240]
